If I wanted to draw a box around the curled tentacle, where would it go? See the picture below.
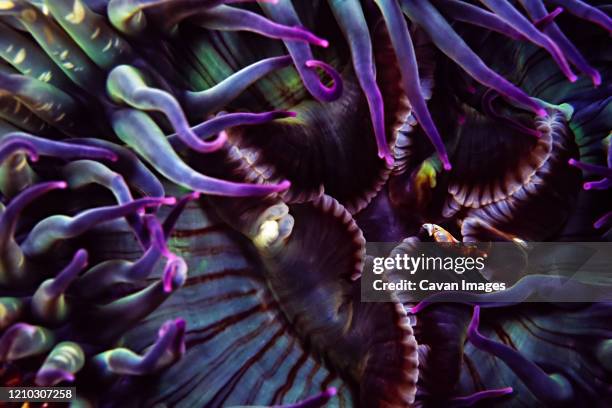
[112,109,290,197]
[162,256,187,293]
[107,65,227,153]
[144,213,187,293]
[481,90,542,138]
[62,160,147,244]
[260,0,343,102]
[303,59,343,101]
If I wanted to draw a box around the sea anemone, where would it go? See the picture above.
[0,0,610,407]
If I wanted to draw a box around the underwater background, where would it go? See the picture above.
[0,0,610,406]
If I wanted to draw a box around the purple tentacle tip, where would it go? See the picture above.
[442,154,452,171]
[158,317,186,355]
[295,26,329,48]
[409,301,429,314]
[568,157,612,192]
[48,249,89,295]
[534,7,564,29]
[36,368,75,386]
[0,140,39,163]
[585,179,612,190]
[174,317,186,332]
[55,181,68,190]
[277,180,291,191]
[161,196,177,205]
[592,70,602,87]
[162,257,187,293]
[379,148,394,167]
[536,107,548,117]
[594,212,612,229]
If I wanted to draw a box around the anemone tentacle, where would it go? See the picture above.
[569,137,612,228]
[467,306,574,405]
[259,0,343,103]
[112,109,291,197]
[329,0,393,165]
[107,64,228,153]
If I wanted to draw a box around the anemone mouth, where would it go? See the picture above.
[222,19,411,214]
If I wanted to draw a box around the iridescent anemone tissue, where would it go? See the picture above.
[0,0,610,407]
